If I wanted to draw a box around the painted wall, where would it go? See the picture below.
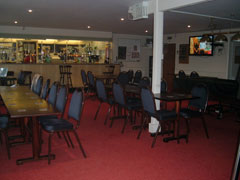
[112,33,153,77]
[164,29,240,79]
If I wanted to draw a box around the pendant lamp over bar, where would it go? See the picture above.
[231,32,240,42]
[215,34,228,43]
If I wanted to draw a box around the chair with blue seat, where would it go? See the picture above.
[127,70,134,83]
[137,87,177,148]
[47,82,59,106]
[180,83,209,140]
[117,71,129,87]
[81,69,89,93]
[87,71,96,96]
[38,85,67,124]
[178,70,186,78]
[190,71,199,78]
[139,76,151,88]
[94,79,114,125]
[161,79,167,93]
[40,89,87,164]
[110,82,142,134]
[33,76,43,96]
[133,70,142,85]
[40,79,50,100]
[0,115,10,159]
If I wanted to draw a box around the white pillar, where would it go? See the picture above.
[148,2,164,133]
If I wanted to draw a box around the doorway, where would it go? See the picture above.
[163,44,176,92]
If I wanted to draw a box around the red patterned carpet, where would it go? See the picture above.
[0,97,239,180]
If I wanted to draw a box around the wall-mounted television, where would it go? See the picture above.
[189,35,214,56]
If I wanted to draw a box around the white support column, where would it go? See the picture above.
[148,0,164,133]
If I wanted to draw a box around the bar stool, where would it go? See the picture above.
[59,65,66,85]
[64,65,73,88]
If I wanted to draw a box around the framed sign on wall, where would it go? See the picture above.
[179,44,189,64]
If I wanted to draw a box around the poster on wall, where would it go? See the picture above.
[118,39,140,61]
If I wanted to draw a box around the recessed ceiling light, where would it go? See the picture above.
[87,26,91,29]
[28,9,33,13]
[187,25,191,28]
[120,18,125,21]
[145,30,148,33]
[14,21,18,24]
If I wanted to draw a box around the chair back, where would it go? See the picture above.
[178,70,186,78]
[141,87,156,117]
[190,71,199,78]
[41,79,50,99]
[55,85,67,113]
[34,76,43,96]
[113,83,125,106]
[81,70,88,86]
[127,70,134,83]
[96,79,107,102]
[68,89,84,121]
[139,77,151,88]
[117,71,129,86]
[17,71,26,85]
[133,70,142,84]
[189,84,208,111]
[48,82,58,106]
[161,79,167,93]
[87,71,95,88]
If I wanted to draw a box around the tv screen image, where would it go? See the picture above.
[189,35,214,56]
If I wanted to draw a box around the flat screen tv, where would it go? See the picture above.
[189,35,214,56]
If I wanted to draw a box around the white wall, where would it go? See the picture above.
[112,33,153,77]
[164,28,240,79]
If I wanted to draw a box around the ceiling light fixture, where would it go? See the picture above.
[145,30,148,33]
[87,26,91,29]
[120,18,125,21]
[215,34,228,43]
[14,21,18,24]
[187,25,191,28]
[28,9,33,13]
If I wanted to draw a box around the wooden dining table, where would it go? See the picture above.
[0,86,60,165]
[154,93,199,143]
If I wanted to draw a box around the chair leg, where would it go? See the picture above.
[72,130,87,158]
[0,132,2,145]
[66,131,74,148]
[62,132,70,147]
[48,133,53,164]
[57,132,62,139]
[3,130,11,159]
[201,116,209,139]
[137,114,147,139]
[151,124,161,148]
[110,117,114,128]
[121,110,128,134]
[104,105,112,125]
[94,102,102,120]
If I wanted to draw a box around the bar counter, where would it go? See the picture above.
[0,63,120,87]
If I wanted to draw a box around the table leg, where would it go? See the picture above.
[16,117,55,165]
[163,100,188,143]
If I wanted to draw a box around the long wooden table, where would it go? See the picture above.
[0,86,60,165]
